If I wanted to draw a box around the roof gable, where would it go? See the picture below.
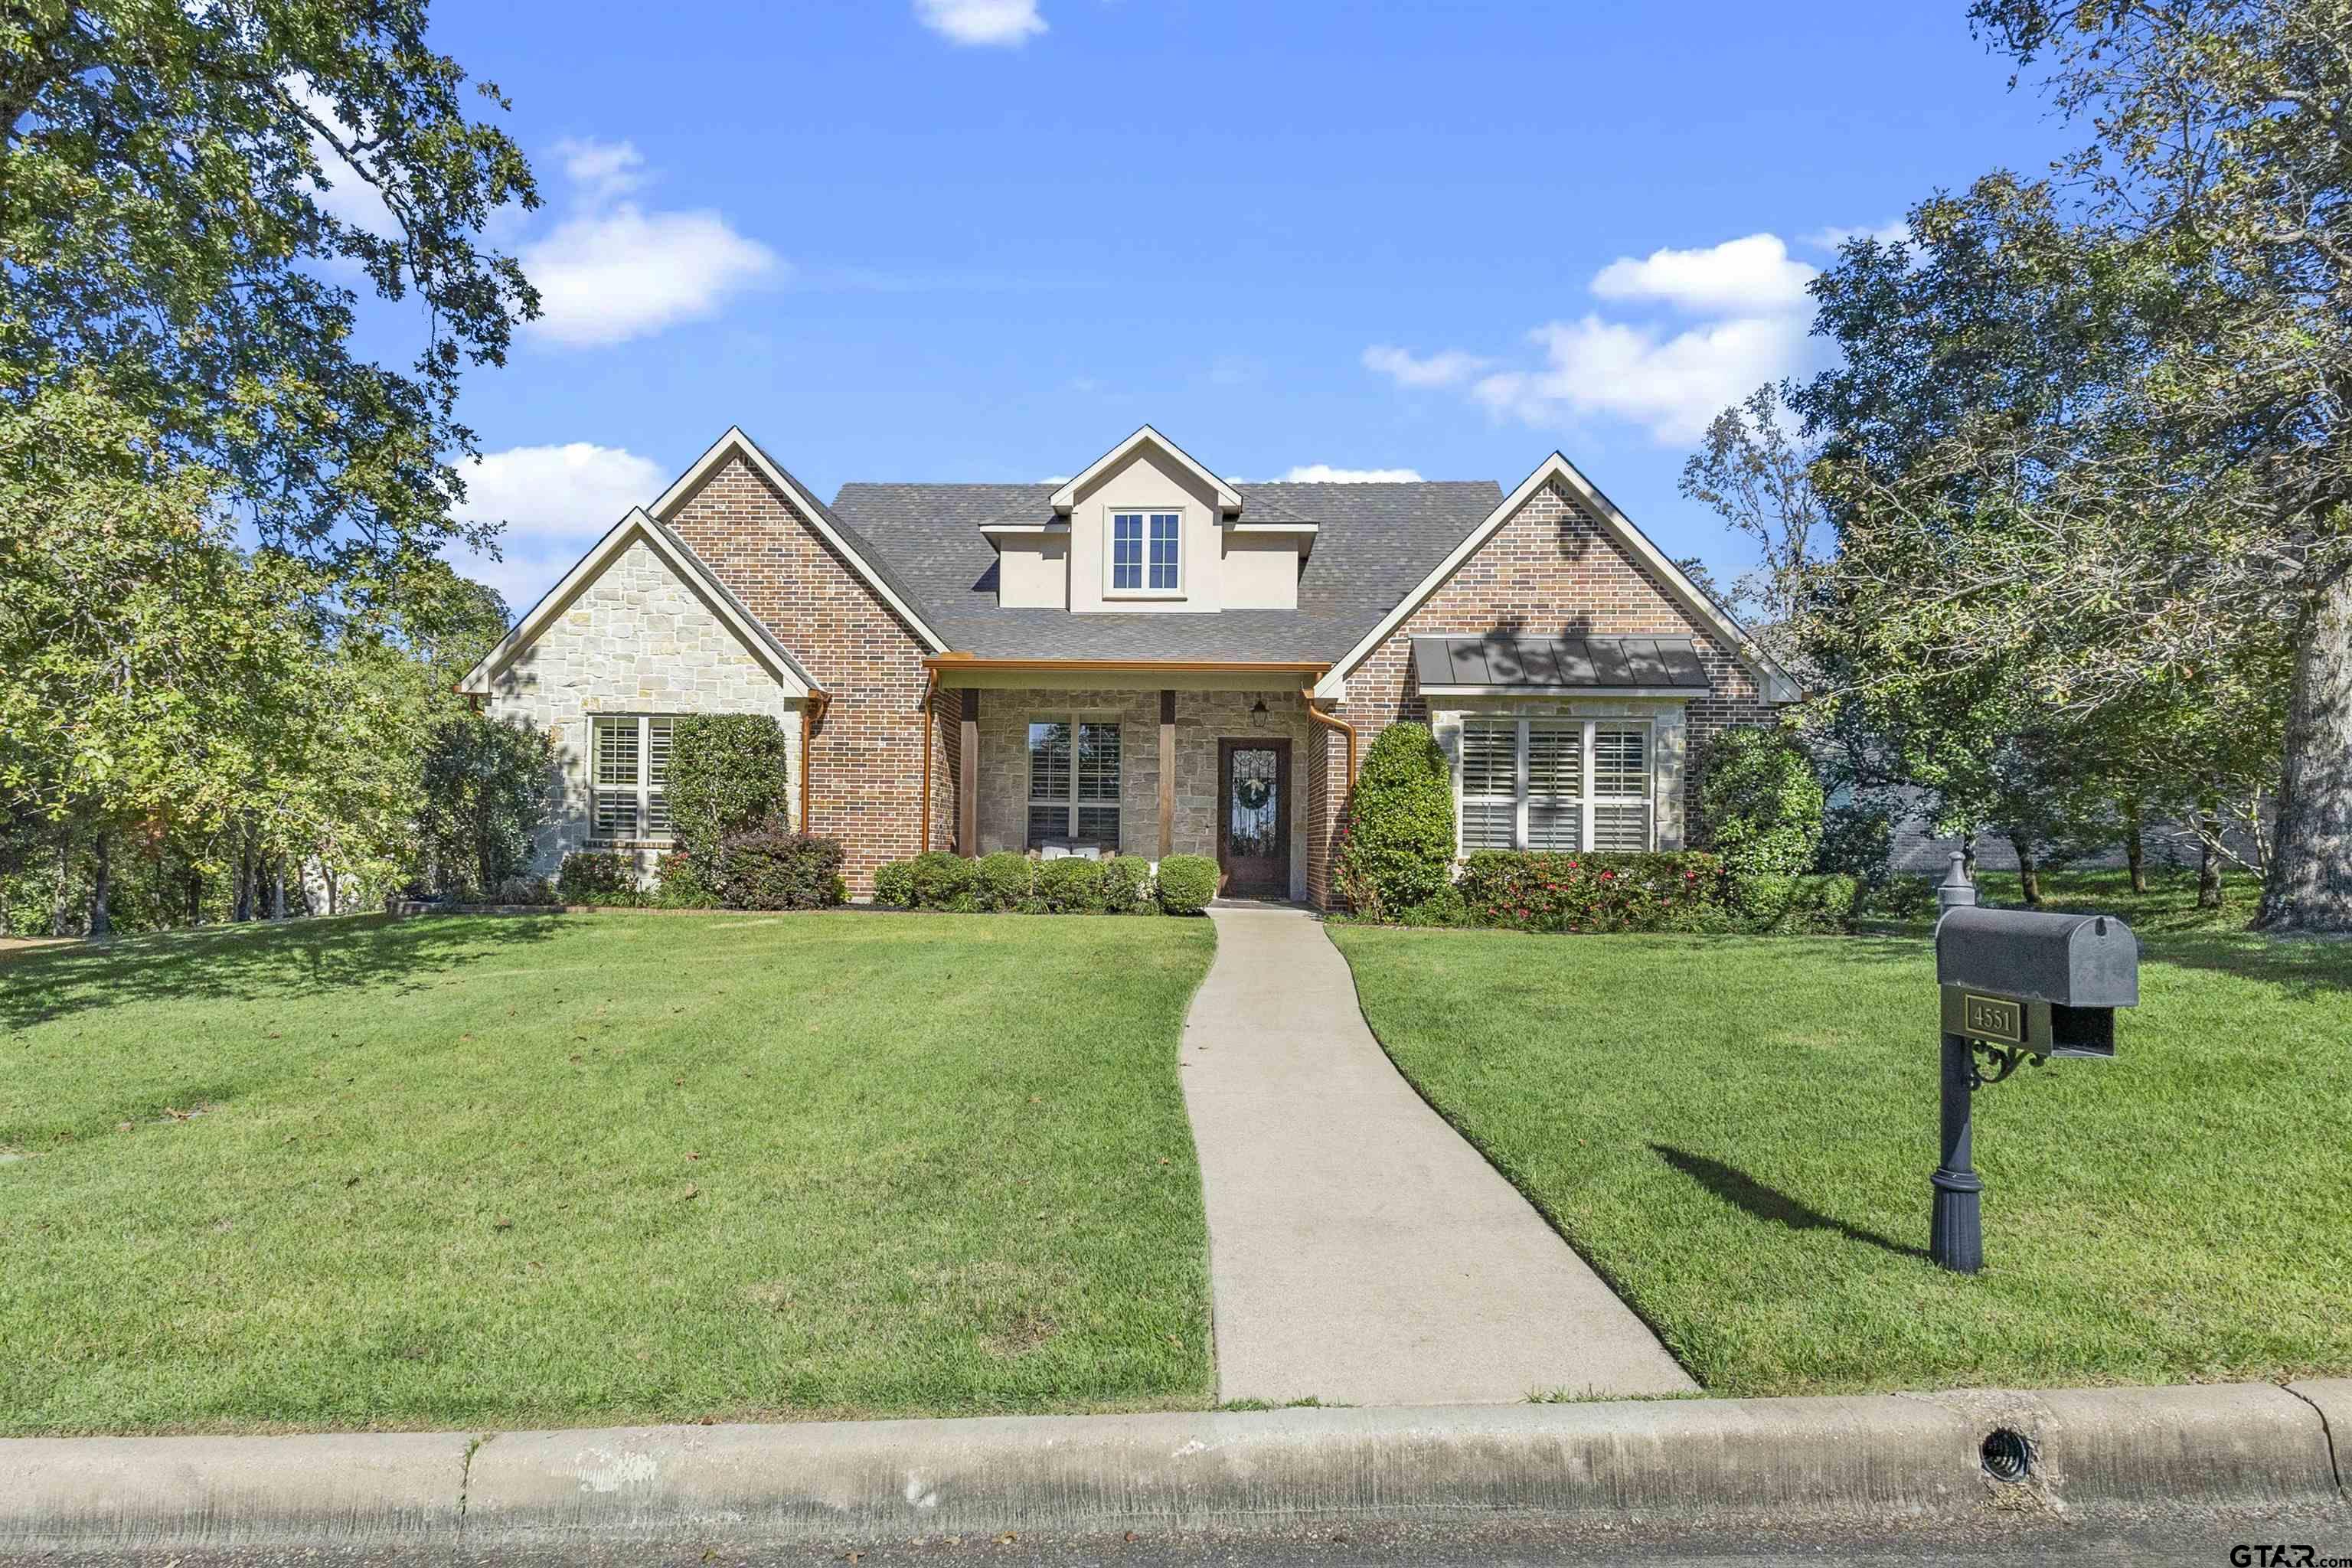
[1312,452,1801,704]
[1049,426,1243,515]
[457,508,816,698]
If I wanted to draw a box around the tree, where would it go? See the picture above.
[1678,382,1828,636]
[416,714,554,897]
[1851,0,2352,929]
[2,0,539,625]
[1334,722,1456,917]
[1697,727,1827,877]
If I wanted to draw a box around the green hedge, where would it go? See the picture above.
[705,826,845,911]
[653,850,720,909]
[557,850,643,906]
[872,859,916,908]
[669,714,794,854]
[972,851,1031,911]
[1034,856,1106,913]
[1455,851,1736,933]
[1334,721,1454,916]
[911,850,978,910]
[1101,856,1152,913]
[1155,854,1219,916]
[1697,727,1824,877]
[1733,871,1862,933]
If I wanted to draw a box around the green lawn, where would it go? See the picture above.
[0,910,1217,1435]
[1328,871,2352,1396]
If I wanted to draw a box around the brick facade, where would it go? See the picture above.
[1305,475,1779,908]
[665,455,937,896]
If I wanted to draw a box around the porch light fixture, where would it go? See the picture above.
[1249,698,1269,727]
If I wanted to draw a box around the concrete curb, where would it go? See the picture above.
[2,1383,2343,1551]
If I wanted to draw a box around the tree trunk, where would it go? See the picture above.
[1961,832,1978,880]
[2011,836,2041,906]
[2197,796,2225,910]
[2261,569,2352,929]
[2124,802,2147,894]
[88,831,113,938]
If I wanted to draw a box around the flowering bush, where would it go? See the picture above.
[1453,851,1736,933]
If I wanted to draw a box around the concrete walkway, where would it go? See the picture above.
[1180,905,1696,1406]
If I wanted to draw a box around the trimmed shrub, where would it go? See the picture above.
[1100,855,1154,914]
[972,851,1032,912]
[1455,851,1735,933]
[1334,721,1455,916]
[493,874,558,906]
[668,715,794,857]
[1734,871,1862,934]
[652,850,718,909]
[706,826,844,911]
[910,850,979,910]
[1035,855,1107,913]
[871,859,916,908]
[1697,727,1825,877]
[557,850,642,906]
[1396,885,1469,927]
[1155,854,1220,915]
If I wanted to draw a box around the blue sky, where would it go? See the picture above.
[381,0,2068,612]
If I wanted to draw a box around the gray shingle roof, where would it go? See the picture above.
[1410,634,1712,692]
[826,481,1502,662]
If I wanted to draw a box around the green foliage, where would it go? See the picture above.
[705,828,844,911]
[1155,854,1219,916]
[416,716,554,897]
[652,851,718,910]
[1698,727,1826,877]
[871,860,916,909]
[668,715,793,857]
[1815,800,1894,882]
[1034,856,1106,913]
[557,851,644,907]
[2,0,541,621]
[972,851,1033,912]
[1732,872,1862,934]
[1395,885,1470,927]
[1100,856,1155,914]
[907,850,981,910]
[1333,722,1455,916]
[1454,851,1735,933]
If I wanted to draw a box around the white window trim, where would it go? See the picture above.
[1102,506,1185,599]
[1025,714,1125,848]
[590,714,678,846]
[1455,717,1655,854]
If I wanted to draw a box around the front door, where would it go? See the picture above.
[1217,738,1292,899]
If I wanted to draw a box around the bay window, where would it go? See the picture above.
[591,714,676,841]
[1027,717,1122,848]
[1457,717,1653,853]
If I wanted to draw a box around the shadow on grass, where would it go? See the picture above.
[0,913,570,1033]
[1651,1144,1929,1263]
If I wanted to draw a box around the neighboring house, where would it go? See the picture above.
[459,425,1800,904]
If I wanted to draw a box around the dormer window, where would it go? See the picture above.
[1110,511,1181,595]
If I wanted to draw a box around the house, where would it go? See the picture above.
[459,425,1800,904]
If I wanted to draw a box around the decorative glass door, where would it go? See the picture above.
[1217,740,1291,897]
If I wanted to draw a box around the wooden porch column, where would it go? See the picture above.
[1158,689,1177,859]
[958,689,979,856]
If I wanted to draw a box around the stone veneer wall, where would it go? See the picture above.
[479,534,802,885]
[1305,475,1778,908]
[665,454,936,897]
[972,687,1310,901]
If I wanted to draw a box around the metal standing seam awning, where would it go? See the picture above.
[1409,634,1713,696]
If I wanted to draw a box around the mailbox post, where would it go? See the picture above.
[1929,892,2138,1273]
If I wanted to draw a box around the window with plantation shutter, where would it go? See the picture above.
[1452,717,1655,854]
[1027,716,1122,849]
[590,714,681,843]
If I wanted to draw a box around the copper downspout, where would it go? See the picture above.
[800,691,831,831]
[919,669,939,854]
[1302,691,1357,789]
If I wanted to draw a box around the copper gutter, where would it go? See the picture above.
[1302,691,1358,791]
[799,691,831,831]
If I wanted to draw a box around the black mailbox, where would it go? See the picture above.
[1935,906,2138,1058]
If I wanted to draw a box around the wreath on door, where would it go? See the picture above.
[1235,776,1272,812]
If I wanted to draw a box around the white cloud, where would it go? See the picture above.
[523,205,777,347]
[916,0,1047,45]
[518,142,777,348]
[1472,313,1813,445]
[551,136,647,205]
[1361,345,1490,389]
[446,443,665,611]
[1275,464,1426,484]
[1804,218,1911,252]
[1589,234,1815,315]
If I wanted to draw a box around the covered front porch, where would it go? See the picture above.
[926,662,1338,903]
